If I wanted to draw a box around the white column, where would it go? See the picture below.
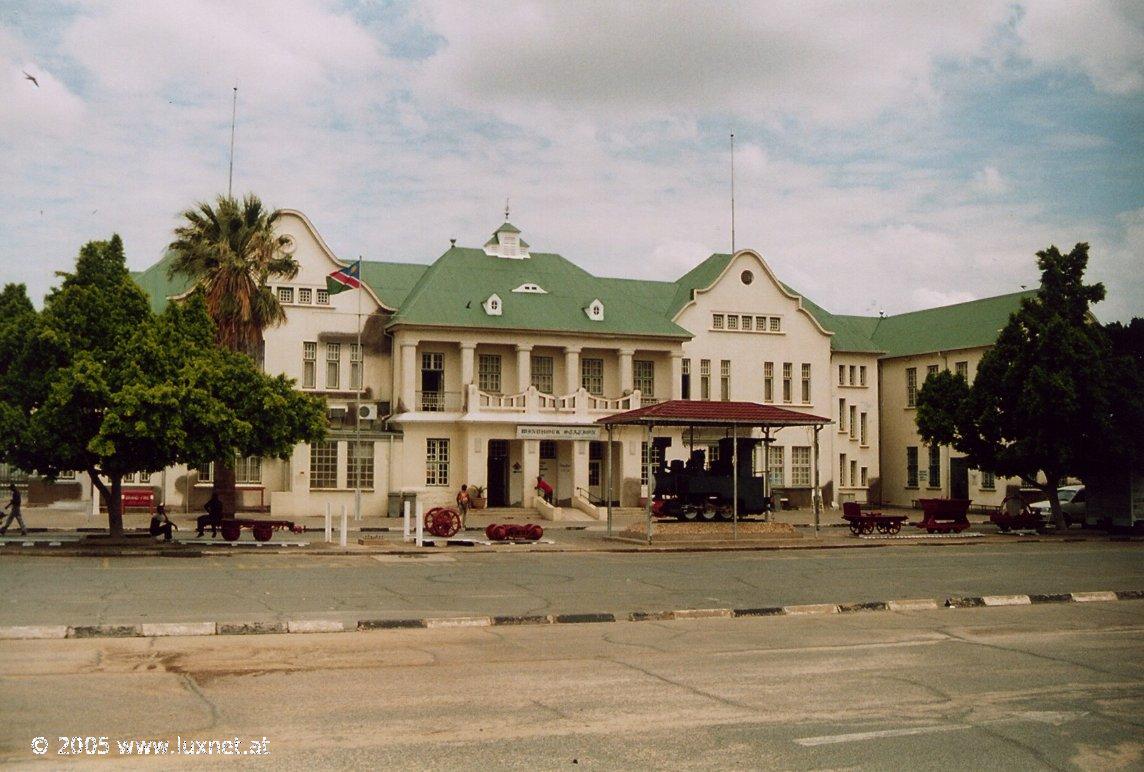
[670,354,683,400]
[400,342,417,412]
[619,348,634,394]
[460,343,476,387]
[564,346,581,395]
[516,344,532,393]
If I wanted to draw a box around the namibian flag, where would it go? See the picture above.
[326,261,362,295]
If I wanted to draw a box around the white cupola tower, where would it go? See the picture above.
[484,222,531,259]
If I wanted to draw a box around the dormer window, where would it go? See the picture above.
[482,293,503,316]
[512,283,547,294]
[585,298,604,321]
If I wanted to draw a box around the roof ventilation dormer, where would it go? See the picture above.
[512,282,546,294]
[482,293,503,316]
[484,222,530,259]
[584,298,604,321]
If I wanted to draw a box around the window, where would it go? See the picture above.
[634,360,655,397]
[349,343,362,390]
[906,446,919,488]
[928,445,941,488]
[299,287,312,304]
[531,355,554,394]
[860,412,868,445]
[906,367,918,408]
[763,362,774,402]
[235,455,262,485]
[196,463,211,483]
[540,440,557,459]
[640,442,662,485]
[347,441,374,489]
[849,405,857,439]
[850,460,858,488]
[839,398,846,432]
[839,454,847,486]
[316,289,330,305]
[927,364,939,379]
[706,444,720,469]
[847,365,855,385]
[310,441,338,489]
[303,341,316,389]
[700,359,710,400]
[838,365,845,385]
[581,358,604,395]
[740,270,754,285]
[801,363,811,403]
[720,360,730,401]
[426,438,449,486]
[981,469,996,490]
[422,352,443,371]
[479,354,502,393]
[755,315,767,330]
[956,361,969,381]
[712,314,724,330]
[860,466,868,487]
[769,317,782,332]
[277,286,294,304]
[681,358,691,400]
[326,343,341,390]
[741,315,752,331]
[782,363,792,403]
[727,315,738,331]
[768,445,784,486]
[792,447,811,486]
[859,365,867,386]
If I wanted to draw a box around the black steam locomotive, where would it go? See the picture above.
[650,436,774,521]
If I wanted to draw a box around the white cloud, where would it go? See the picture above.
[1017,0,1144,95]
[972,165,1012,196]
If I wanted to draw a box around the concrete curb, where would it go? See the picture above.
[2,590,1139,641]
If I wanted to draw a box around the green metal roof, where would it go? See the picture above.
[130,249,195,314]
[496,222,521,234]
[387,247,691,338]
[360,261,428,310]
[867,290,1036,357]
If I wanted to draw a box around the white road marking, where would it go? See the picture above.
[796,724,971,746]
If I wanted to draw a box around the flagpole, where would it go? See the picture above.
[355,258,362,523]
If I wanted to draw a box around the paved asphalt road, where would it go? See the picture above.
[0,541,1141,627]
[1,603,1141,768]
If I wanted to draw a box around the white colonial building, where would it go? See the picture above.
[21,210,1030,519]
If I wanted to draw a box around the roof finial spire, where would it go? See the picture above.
[504,196,510,222]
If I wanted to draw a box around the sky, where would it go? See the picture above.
[1,0,1141,322]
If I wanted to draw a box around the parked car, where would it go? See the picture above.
[1030,485,1086,527]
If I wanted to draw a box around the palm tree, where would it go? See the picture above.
[168,194,299,516]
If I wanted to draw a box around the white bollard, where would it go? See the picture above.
[403,499,411,542]
[324,502,332,543]
[340,504,348,548]
[415,500,423,547]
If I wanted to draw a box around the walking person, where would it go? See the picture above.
[0,483,26,536]
[456,484,471,529]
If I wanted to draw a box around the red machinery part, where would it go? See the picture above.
[425,507,461,538]
[484,523,543,541]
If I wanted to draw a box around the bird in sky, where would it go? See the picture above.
[23,70,39,87]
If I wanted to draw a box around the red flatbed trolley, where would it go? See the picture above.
[220,518,305,542]
[915,498,972,534]
[841,501,908,535]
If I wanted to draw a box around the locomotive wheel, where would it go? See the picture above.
[252,524,273,542]
[859,522,875,535]
[875,522,889,534]
[443,510,461,537]
[679,507,699,522]
[888,522,901,535]
[699,506,718,522]
[849,523,860,535]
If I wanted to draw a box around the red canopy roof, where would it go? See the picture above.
[596,400,832,427]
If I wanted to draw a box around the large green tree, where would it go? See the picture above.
[167,194,300,514]
[0,236,326,538]
[916,243,1110,530]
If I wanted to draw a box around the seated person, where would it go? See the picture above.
[196,493,223,537]
[149,505,176,542]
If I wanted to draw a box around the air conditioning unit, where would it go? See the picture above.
[358,403,378,421]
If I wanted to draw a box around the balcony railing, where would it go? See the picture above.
[461,385,644,416]
[417,390,463,412]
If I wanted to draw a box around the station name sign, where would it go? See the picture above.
[516,425,600,441]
